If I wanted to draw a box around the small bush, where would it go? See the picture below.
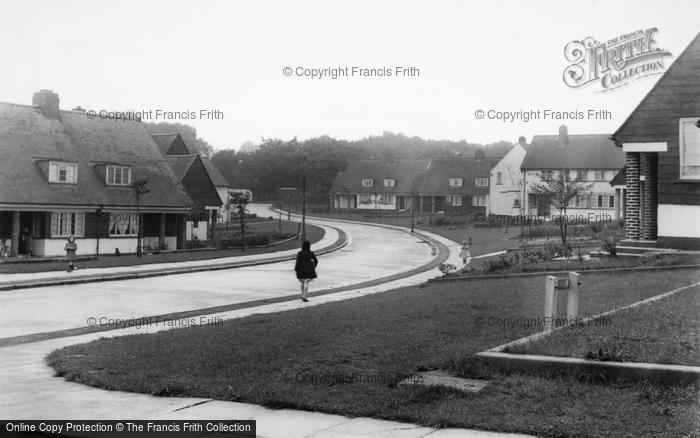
[601,237,618,256]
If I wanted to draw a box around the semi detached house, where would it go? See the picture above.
[0,90,192,257]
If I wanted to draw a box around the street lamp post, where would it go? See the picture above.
[302,178,306,241]
[411,194,415,233]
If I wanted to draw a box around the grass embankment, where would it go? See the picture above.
[48,268,700,437]
[0,221,323,274]
[507,284,700,366]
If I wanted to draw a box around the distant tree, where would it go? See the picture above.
[531,171,593,246]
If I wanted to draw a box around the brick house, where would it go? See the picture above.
[0,90,192,257]
[611,33,700,250]
[329,150,501,215]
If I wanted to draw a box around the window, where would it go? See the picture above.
[383,179,396,187]
[604,170,615,181]
[472,195,487,207]
[475,177,489,187]
[577,170,587,181]
[496,172,503,185]
[108,213,139,236]
[378,194,394,204]
[361,178,373,187]
[587,170,596,181]
[513,199,521,208]
[48,162,78,184]
[448,178,463,187]
[597,195,604,208]
[358,194,372,204]
[594,170,604,181]
[106,166,132,185]
[680,117,700,179]
[50,212,84,237]
[609,195,615,208]
[541,170,553,180]
[446,195,462,206]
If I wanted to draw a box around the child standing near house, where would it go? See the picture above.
[65,235,78,272]
[294,240,318,302]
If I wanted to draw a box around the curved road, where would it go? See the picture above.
[0,204,448,340]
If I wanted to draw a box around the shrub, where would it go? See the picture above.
[433,216,450,227]
[438,263,458,276]
[483,254,513,272]
[601,237,618,256]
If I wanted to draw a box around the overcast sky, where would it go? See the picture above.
[1,0,698,151]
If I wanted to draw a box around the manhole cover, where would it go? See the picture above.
[399,370,489,393]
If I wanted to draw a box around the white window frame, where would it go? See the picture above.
[446,195,462,206]
[448,177,463,187]
[608,195,615,208]
[358,193,372,204]
[50,212,85,237]
[48,161,78,184]
[680,117,700,180]
[106,165,132,186]
[108,213,139,236]
[472,195,487,207]
[361,178,374,188]
[383,179,396,187]
[377,194,394,204]
[475,177,489,187]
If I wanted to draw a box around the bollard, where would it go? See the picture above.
[567,272,580,322]
[544,276,557,331]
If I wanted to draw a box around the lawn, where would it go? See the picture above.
[506,284,700,366]
[299,208,521,256]
[48,268,700,437]
[0,221,324,274]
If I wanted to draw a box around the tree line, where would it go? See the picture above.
[210,132,513,203]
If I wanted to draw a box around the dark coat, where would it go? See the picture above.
[295,250,318,279]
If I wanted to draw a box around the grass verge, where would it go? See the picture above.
[47,269,700,437]
[0,221,323,274]
[506,285,700,366]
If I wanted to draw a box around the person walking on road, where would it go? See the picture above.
[294,240,318,302]
[65,235,78,272]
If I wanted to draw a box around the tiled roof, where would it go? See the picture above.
[329,160,430,194]
[164,155,198,181]
[414,156,500,195]
[612,33,700,145]
[521,134,624,170]
[152,133,191,155]
[0,103,192,211]
[201,156,230,187]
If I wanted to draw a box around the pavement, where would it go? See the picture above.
[0,204,532,437]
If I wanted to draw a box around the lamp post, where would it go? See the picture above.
[302,178,306,241]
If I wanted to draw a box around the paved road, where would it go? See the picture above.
[0,204,434,340]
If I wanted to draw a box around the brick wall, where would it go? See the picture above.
[640,153,658,239]
[625,153,640,239]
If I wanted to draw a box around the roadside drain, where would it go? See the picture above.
[399,370,489,393]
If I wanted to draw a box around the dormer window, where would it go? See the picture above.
[106,165,132,186]
[383,179,396,187]
[361,178,374,187]
[49,161,78,184]
[448,178,463,187]
[475,177,489,187]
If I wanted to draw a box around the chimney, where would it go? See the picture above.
[475,149,485,161]
[518,135,527,146]
[72,106,86,113]
[558,125,569,146]
[32,90,60,118]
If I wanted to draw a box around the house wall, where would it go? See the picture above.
[657,204,700,249]
[523,170,619,220]
[488,144,526,216]
[31,236,178,256]
[186,220,208,241]
[182,157,224,218]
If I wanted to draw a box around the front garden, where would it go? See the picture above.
[47,268,700,437]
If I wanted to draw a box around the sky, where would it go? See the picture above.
[1,0,698,151]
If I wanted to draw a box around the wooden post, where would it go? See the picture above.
[10,211,19,257]
[159,213,166,249]
[544,275,557,331]
[567,272,580,323]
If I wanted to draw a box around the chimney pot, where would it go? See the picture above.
[558,125,569,145]
[32,90,60,119]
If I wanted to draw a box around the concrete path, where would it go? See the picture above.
[0,207,531,437]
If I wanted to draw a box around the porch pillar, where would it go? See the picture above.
[640,153,657,240]
[419,196,424,213]
[625,153,640,239]
[176,215,186,249]
[10,211,19,257]
[158,213,166,249]
[614,189,621,221]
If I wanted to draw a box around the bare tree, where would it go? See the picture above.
[531,171,592,246]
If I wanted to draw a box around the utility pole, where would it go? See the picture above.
[302,178,307,241]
